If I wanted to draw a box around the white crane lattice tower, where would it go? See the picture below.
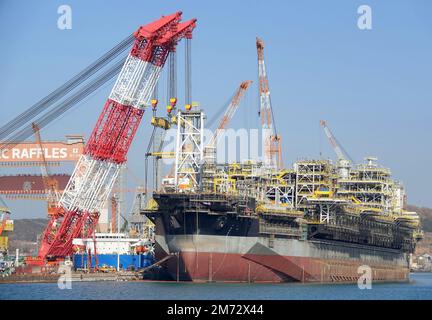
[174,110,204,192]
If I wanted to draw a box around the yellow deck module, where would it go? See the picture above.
[312,189,334,198]
[0,236,8,250]
[151,116,171,130]
[146,198,159,211]
[4,220,13,232]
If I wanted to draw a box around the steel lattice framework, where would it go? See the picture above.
[174,110,204,191]
[38,12,197,259]
[256,37,282,169]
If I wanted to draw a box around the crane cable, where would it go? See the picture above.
[0,59,124,152]
[0,35,133,143]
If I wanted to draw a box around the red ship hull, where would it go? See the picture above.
[160,251,409,283]
[145,192,413,284]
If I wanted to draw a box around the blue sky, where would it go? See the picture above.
[0,0,431,218]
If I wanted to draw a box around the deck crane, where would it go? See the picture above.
[320,120,353,179]
[256,38,282,170]
[32,123,60,216]
[32,12,197,261]
[204,80,253,164]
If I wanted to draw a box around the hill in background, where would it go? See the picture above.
[406,205,432,233]
[7,218,48,255]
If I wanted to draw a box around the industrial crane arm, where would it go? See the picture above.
[256,37,282,169]
[0,35,134,147]
[208,80,253,148]
[320,120,353,163]
[0,197,10,236]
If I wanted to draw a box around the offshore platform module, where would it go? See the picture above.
[10,10,421,285]
[142,37,423,283]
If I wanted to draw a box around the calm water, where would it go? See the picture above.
[1,273,432,300]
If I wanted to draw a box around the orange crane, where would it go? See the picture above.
[32,123,60,216]
[256,37,282,169]
[207,80,253,151]
[0,198,11,237]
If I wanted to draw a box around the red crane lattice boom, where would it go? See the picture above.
[34,12,196,261]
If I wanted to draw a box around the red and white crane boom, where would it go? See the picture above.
[256,37,282,169]
[37,12,197,259]
[320,120,353,179]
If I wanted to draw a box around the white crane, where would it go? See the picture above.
[320,120,353,179]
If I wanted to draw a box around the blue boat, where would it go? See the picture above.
[72,253,154,270]
[72,233,155,270]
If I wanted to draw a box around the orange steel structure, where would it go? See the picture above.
[256,37,282,169]
[32,123,61,216]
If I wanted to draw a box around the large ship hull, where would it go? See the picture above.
[155,234,409,283]
[144,192,414,283]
